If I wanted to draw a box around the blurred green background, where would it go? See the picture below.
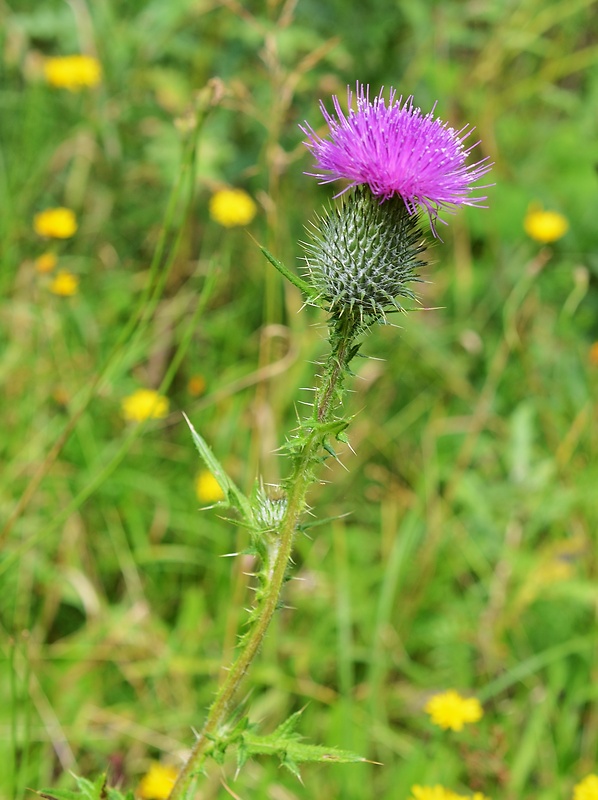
[1,0,598,798]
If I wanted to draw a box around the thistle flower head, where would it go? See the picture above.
[301,83,492,234]
[302,185,426,320]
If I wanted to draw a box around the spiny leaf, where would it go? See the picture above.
[37,774,134,800]
[37,793,79,800]
[270,707,304,737]
[323,441,337,457]
[240,709,366,773]
[236,739,249,775]
[182,412,254,523]
[298,512,351,532]
[280,752,302,780]
[258,244,317,299]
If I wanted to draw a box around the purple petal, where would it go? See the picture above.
[301,82,493,234]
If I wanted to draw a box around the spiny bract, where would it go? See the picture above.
[302,185,427,319]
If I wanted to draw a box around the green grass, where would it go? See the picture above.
[1,0,598,798]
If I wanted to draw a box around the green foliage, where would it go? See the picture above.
[183,412,254,523]
[38,773,134,800]
[240,710,366,778]
[202,709,365,779]
[259,244,317,301]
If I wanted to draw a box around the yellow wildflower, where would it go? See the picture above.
[574,775,598,800]
[410,787,457,800]
[35,252,58,273]
[121,389,169,422]
[137,762,178,800]
[44,54,102,91]
[524,205,569,244]
[49,270,79,297]
[196,470,225,504]
[424,689,483,732]
[209,187,257,227]
[410,787,489,800]
[34,207,78,239]
[187,374,206,397]
[589,343,598,366]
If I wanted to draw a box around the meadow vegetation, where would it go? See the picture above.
[1,1,598,799]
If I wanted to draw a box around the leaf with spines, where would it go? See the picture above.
[37,774,134,800]
[240,709,367,777]
[183,412,254,524]
[203,709,369,778]
[258,243,321,302]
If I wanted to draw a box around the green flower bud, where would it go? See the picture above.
[255,482,287,533]
[302,185,427,320]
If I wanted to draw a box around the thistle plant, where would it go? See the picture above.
[37,83,491,800]
[164,83,492,799]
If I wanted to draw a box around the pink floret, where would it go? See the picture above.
[301,83,493,234]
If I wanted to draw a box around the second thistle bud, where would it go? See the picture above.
[302,185,427,320]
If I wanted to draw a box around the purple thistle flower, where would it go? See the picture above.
[301,83,492,234]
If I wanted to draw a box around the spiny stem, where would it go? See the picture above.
[167,316,359,800]
[315,312,358,425]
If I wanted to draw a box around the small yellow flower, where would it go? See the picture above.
[44,54,102,91]
[589,343,598,366]
[121,389,169,422]
[524,205,569,244]
[410,787,457,800]
[35,252,58,273]
[196,470,225,504]
[49,270,79,296]
[34,207,78,239]
[424,689,483,732]
[209,187,257,227]
[187,374,206,397]
[574,774,598,800]
[137,761,178,800]
[410,788,489,800]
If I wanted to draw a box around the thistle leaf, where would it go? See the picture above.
[240,709,366,775]
[182,412,254,524]
[37,774,135,800]
[258,244,318,299]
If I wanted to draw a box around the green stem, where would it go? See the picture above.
[315,313,357,425]
[168,314,359,800]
